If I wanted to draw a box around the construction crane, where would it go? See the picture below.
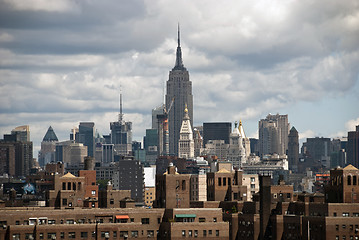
[157,97,174,156]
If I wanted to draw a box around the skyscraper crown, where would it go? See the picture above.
[173,24,186,71]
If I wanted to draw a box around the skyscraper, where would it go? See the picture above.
[166,26,193,156]
[78,122,95,157]
[110,93,132,156]
[258,114,289,157]
[38,126,58,166]
[287,126,299,172]
[203,122,232,145]
[347,125,359,168]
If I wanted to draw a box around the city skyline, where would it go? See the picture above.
[0,0,358,155]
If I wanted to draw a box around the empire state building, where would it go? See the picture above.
[166,26,193,156]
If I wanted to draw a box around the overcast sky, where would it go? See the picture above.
[0,0,358,156]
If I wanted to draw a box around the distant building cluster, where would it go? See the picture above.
[1,26,359,239]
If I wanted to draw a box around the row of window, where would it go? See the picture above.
[335,236,359,240]
[12,230,156,240]
[181,229,219,237]
[336,224,359,231]
[334,212,359,217]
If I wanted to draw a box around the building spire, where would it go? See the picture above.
[118,87,124,123]
[173,23,186,71]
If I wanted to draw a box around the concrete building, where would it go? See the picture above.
[242,174,259,201]
[301,137,332,171]
[207,168,247,202]
[55,140,87,166]
[166,26,193,157]
[203,140,229,161]
[0,142,15,176]
[78,122,95,157]
[102,144,114,164]
[203,122,232,146]
[38,126,58,167]
[111,157,144,202]
[190,174,207,201]
[110,94,133,156]
[155,164,191,208]
[178,106,194,159]
[347,125,359,168]
[144,166,156,207]
[287,126,299,172]
[259,114,289,157]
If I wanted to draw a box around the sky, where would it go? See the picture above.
[0,0,358,156]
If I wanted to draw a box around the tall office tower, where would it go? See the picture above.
[238,120,251,157]
[178,106,194,159]
[110,94,132,156]
[11,125,30,142]
[302,137,332,170]
[55,140,88,166]
[38,126,58,167]
[227,121,246,168]
[78,122,95,157]
[347,125,359,168]
[152,104,165,130]
[166,26,193,156]
[203,122,232,146]
[287,126,299,172]
[258,114,289,157]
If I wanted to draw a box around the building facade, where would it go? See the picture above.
[178,106,194,159]
[166,27,193,156]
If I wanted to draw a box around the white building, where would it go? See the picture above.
[227,121,246,169]
[178,106,195,159]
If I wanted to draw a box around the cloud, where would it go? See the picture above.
[0,0,358,156]
[299,130,316,140]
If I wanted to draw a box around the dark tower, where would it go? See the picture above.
[166,25,193,156]
[259,175,271,240]
[347,125,359,168]
[288,126,299,172]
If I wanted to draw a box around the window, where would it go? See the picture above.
[110,199,114,204]
[194,230,198,237]
[25,233,34,239]
[216,230,219,236]
[68,232,75,239]
[47,233,56,239]
[91,190,96,195]
[130,218,134,222]
[343,212,350,217]
[189,230,192,237]
[203,230,207,236]
[182,230,186,237]
[343,225,346,229]
[120,231,128,237]
[62,198,67,206]
[228,178,231,185]
[213,217,217,222]
[60,232,64,239]
[353,213,359,217]
[250,177,255,182]
[158,218,161,224]
[350,225,354,230]
[62,182,66,190]
[218,177,222,186]
[251,184,255,189]
[68,182,71,190]
[141,218,150,224]
[348,176,352,185]
[223,177,226,186]
[81,232,88,238]
[209,230,212,235]
[334,212,337,217]
[113,231,117,237]
[199,218,206,222]
[147,230,154,238]
[354,176,357,185]
[12,234,20,240]
[66,219,75,224]
[48,220,55,224]
[182,180,186,190]
[287,193,291,198]
[15,221,19,225]
[336,225,339,230]
[131,231,138,237]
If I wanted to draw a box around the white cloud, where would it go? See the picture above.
[3,0,78,12]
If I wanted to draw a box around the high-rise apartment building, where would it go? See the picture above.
[287,126,299,172]
[347,125,359,168]
[166,26,193,156]
[259,114,289,157]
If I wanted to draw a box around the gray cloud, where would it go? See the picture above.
[0,0,358,155]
